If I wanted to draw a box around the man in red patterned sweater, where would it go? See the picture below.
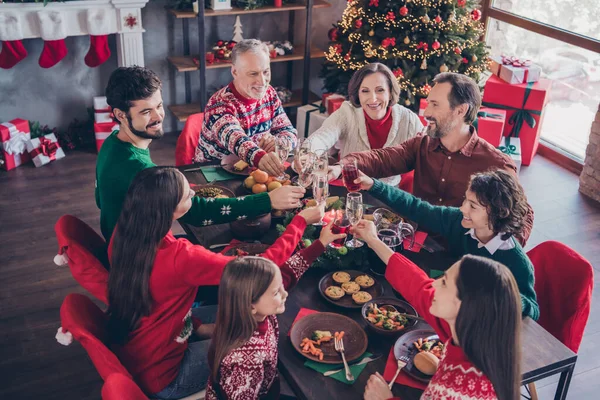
[195,39,297,177]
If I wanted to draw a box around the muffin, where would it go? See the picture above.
[355,274,375,289]
[332,271,351,284]
[325,286,345,300]
[341,281,360,294]
[352,291,373,305]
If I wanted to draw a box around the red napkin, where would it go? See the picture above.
[404,231,428,253]
[284,161,291,168]
[329,178,344,187]
[220,239,243,255]
[383,347,428,390]
[287,307,318,336]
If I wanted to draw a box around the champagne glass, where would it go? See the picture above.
[275,136,292,180]
[311,174,329,226]
[341,158,360,192]
[329,210,350,248]
[345,192,364,248]
[313,148,329,177]
[292,139,315,188]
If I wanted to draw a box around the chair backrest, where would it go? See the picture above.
[60,293,131,380]
[55,215,109,304]
[175,113,204,167]
[102,373,148,400]
[527,240,594,353]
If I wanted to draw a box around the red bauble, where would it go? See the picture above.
[333,43,343,54]
[382,37,396,48]
[386,11,396,20]
[399,6,408,16]
[369,0,379,6]
[462,57,469,64]
[432,41,440,50]
[434,15,442,23]
[454,47,462,54]
[216,40,224,47]
[226,41,236,50]
[344,53,351,61]
[393,68,403,78]
[471,9,482,21]
[216,49,225,59]
[457,0,467,7]
[354,19,363,28]
[328,27,339,41]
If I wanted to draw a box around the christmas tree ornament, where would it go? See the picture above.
[328,27,340,41]
[462,57,469,63]
[403,36,410,44]
[216,40,225,47]
[333,43,343,54]
[423,83,432,94]
[399,6,409,17]
[454,47,462,54]
[434,15,442,23]
[432,40,440,50]
[233,16,244,42]
[439,63,449,72]
[216,49,225,59]
[84,9,111,68]
[393,67,403,77]
[405,99,411,106]
[457,0,467,7]
[386,11,396,21]
[369,30,375,36]
[471,9,482,21]
[365,48,375,58]
[420,58,427,69]
[368,0,379,6]
[227,41,237,50]
[344,53,351,61]
[37,10,68,68]
[354,19,363,29]
[472,55,478,62]
[0,12,28,69]
[422,14,430,24]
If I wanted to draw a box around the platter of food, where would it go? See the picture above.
[393,329,444,382]
[318,270,384,309]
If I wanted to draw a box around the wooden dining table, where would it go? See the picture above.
[179,162,577,400]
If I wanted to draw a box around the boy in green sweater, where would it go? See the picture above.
[355,168,539,320]
[97,66,305,240]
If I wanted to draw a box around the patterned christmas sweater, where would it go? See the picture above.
[109,215,312,395]
[205,240,325,400]
[194,82,297,166]
[385,253,498,400]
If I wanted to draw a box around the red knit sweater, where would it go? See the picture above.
[109,215,309,395]
[385,253,498,400]
[364,107,393,150]
[205,240,326,400]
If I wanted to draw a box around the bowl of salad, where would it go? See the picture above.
[361,297,419,336]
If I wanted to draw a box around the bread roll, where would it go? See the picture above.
[413,352,439,376]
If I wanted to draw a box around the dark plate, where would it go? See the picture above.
[361,297,419,336]
[318,270,384,309]
[289,312,368,364]
[192,184,236,199]
[223,243,270,257]
[221,154,252,176]
[393,328,440,382]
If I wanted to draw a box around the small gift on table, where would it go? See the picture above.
[93,122,119,153]
[489,55,542,85]
[482,75,552,166]
[418,98,428,126]
[473,107,506,147]
[497,136,522,173]
[1,118,31,171]
[296,101,328,139]
[322,93,345,115]
[93,96,113,124]
[26,133,66,167]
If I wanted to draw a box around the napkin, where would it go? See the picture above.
[200,166,238,182]
[429,269,444,279]
[220,239,243,255]
[305,352,374,385]
[287,307,318,337]
[329,178,344,187]
[404,231,428,253]
[382,347,428,390]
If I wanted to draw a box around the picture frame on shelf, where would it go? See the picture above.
[210,0,232,10]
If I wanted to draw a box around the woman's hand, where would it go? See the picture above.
[318,219,347,247]
[363,372,393,400]
[298,203,325,225]
[354,170,374,191]
[351,219,378,246]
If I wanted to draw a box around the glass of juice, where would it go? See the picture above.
[342,158,360,192]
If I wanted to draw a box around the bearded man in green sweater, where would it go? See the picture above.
[96,66,305,240]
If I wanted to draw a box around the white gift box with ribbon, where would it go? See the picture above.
[497,136,522,173]
[296,101,329,139]
[26,133,66,167]
[0,119,31,171]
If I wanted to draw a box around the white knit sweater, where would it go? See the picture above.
[307,101,423,186]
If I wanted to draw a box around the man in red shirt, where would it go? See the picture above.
[329,72,534,244]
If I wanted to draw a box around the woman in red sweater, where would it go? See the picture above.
[206,223,346,399]
[353,220,522,400]
[107,166,326,399]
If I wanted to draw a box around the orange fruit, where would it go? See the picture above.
[266,176,275,184]
[253,170,269,184]
[282,180,292,186]
[267,181,282,192]
[244,176,256,189]
[252,183,268,194]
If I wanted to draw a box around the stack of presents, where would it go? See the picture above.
[1,96,118,172]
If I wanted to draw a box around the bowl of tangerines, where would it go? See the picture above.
[243,169,292,194]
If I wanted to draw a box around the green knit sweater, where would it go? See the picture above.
[370,179,539,321]
[95,132,271,240]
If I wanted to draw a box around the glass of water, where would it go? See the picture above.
[311,174,329,226]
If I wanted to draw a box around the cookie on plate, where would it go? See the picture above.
[332,271,351,284]
[352,291,373,305]
[325,286,345,300]
[355,274,375,289]
[341,281,360,294]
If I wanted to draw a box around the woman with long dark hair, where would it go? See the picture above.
[354,220,521,400]
[107,166,330,399]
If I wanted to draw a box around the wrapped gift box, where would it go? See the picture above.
[482,75,551,166]
[489,56,542,85]
[418,98,428,126]
[497,136,522,173]
[26,133,66,167]
[94,122,119,152]
[93,96,114,124]
[1,118,31,171]
[296,102,328,139]
[321,93,345,115]
[473,107,506,147]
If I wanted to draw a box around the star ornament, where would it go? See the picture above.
[124,14,138,29]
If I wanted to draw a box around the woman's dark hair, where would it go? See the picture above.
[432,72,481,124]
[455,255,522,400]
[347,62,400,107]
[468,169,528,240]
[105,66,162,124]
[107,167,184,344]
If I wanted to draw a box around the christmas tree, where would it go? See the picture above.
[321,0,489,109]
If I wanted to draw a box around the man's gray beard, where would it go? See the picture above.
[426,125,446,139]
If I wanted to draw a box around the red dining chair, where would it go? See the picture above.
[54,215,109,304]
[175,113,204,167]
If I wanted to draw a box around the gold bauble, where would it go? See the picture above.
[422,15,430,24]
[403,36,410,44]
[439,64,449,72]
[472,55,478,62]
[369,30,375,36]
[420,58,427,70]
[404,99,411,106]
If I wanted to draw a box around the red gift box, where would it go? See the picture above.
[94,122,120,153]
[327,97,344,115]
[0,118,31,171]
[482,75,551,166]
[473,107,506,147]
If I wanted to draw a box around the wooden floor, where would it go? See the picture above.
[1,135,599,399]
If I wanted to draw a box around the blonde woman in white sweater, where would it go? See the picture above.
[308,63,424,186]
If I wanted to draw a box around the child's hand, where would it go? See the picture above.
[298,203,325,225]
[318,220,347,247]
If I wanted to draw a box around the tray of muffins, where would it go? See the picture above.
[318,270,384,309]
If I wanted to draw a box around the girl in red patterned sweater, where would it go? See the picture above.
[206,224,346,399]
[353,220,522,400]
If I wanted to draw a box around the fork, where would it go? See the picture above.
[388,355,410,389]
[323,354,381,377]
[334,335,355,382]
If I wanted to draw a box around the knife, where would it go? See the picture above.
[323,354,381,377]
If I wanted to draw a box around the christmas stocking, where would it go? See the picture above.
[0,12,28,69]
[37,10,68,68]
[85,9,112,68]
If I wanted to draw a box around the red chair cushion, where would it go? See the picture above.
[175,113,204,167]
[102,373,148,400]
[399,170,414,193]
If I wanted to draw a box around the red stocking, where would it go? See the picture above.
[37,10,68,68]
[85,35,110,68]
[0,40,27,69]
[39,39,67,68]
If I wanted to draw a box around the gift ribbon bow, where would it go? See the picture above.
[482,82,541,138]
[498,136,520,156]
[2,131,29,155]
[472,111,504,130]
[303,102,326,137]
[31,136,59,160]
[501,55,532,68]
